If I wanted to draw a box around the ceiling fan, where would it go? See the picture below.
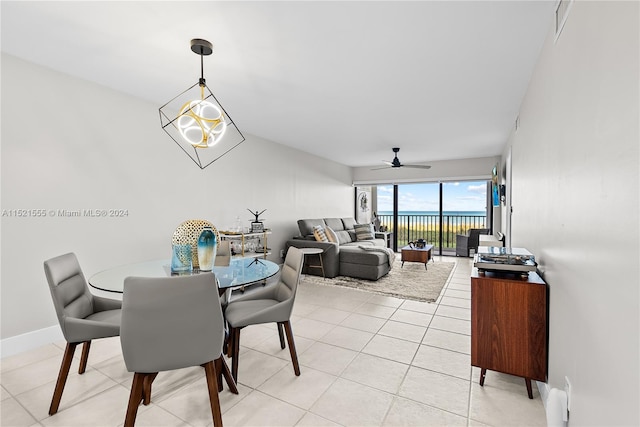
[371,147,432,170]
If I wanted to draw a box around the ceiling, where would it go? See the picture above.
[0,1,556,168]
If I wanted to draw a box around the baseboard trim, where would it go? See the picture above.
[538,380,551,408]
[1,325,63,359]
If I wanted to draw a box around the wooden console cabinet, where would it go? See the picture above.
[471,269,548,398]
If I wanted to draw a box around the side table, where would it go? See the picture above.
[375,232,394,249]
[299,248,325,278]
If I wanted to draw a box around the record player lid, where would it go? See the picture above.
[477,246,533,257]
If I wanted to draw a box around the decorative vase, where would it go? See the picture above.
[197,226,217,271]
[171,244,193,275]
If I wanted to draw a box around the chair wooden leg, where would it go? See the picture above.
[226,327,234,358]
[124,373,146,427]
[281,321,301,376]
[215,358,224,392]
[142,372,158,405]
[203,361,224,427]
[231,327,241,383]
[278,323,286,349]
[78,341,91,374]
[223,327,229,357]
[218,356,238,394]
[49,342,78,415]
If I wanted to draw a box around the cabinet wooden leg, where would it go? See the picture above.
[525,378,534,399]
[479,368,487,386]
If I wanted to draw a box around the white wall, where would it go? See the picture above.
[506,2,639,425]
[0,54,354,346]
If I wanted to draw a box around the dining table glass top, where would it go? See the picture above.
[88,257,280,294]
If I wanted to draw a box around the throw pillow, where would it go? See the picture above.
[325,226,339,243]
[335,230,353,244]
[313,225,329,242]
[354,223,374,241]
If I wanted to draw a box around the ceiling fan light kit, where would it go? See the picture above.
[372,147,432,170]
[159,38,245,170]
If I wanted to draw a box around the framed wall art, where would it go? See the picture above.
[355,186,372,224]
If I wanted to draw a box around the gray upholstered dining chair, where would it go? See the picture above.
[44,252,122,415]
[215,240,231,267]
[120,273,227,427]
[225,247,304,383]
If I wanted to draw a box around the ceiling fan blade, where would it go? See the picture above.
[402,164,432,169]
[373,148,431,170]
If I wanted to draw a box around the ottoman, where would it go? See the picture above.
[339,246,390,281]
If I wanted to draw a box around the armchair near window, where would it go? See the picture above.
[456,228,490,257]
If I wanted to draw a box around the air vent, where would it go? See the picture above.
[555,0,574,41]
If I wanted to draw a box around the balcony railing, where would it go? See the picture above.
[377,213,487,250]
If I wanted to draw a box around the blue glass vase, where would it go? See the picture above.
[197,226,217,271]
[171,244,193,275]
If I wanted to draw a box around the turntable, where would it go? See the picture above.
[474,246,537,276]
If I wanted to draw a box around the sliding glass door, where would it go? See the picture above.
[373,181,488,255]
[396,183,440,249]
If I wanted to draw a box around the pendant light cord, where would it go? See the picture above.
[200,50,205,82]
[198,48,205,99]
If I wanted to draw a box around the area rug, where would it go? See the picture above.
[300,259,455,302]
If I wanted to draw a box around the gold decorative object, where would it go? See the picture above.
[172,219,220,268]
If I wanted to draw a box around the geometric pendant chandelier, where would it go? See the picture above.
[159,38,245,170]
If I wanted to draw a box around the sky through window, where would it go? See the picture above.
[376,181,487,213]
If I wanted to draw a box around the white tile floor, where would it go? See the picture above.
[1,256,547,426]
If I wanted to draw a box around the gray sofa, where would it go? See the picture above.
[285,217,391,280]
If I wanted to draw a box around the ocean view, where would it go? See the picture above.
[375,211,488,245]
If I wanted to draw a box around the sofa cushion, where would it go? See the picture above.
[340,246,387,266]
[298,219,326,237]
[342,239,385,248]
[325,227,339,243]
[313,225,329,242]
[354,223,374,241]
[335,230,353,244]
[341,218,357,230]
[324,218,345,232]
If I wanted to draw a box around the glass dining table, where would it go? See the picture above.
[89,257,281,295]
[88,256,280,396]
